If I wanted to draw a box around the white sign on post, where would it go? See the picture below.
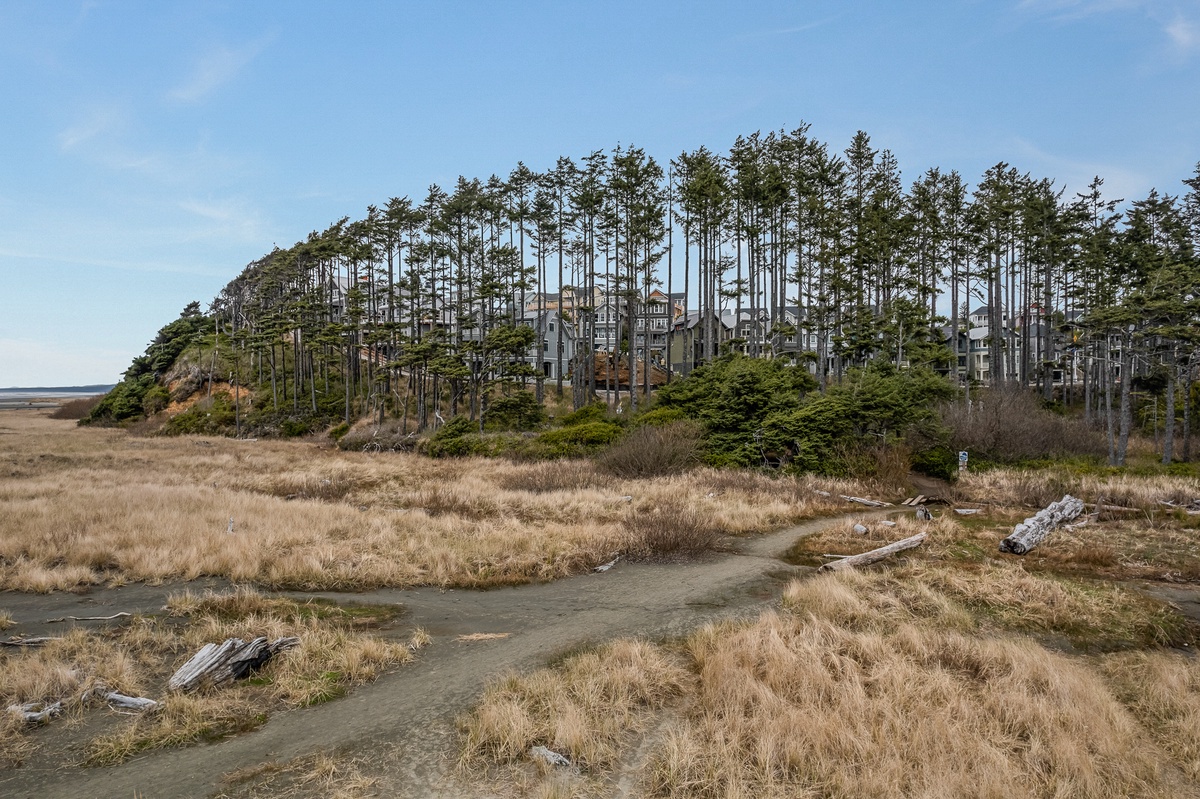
[958,451,968,473]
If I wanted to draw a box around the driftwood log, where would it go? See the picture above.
[840,495,892,507]
[1,636,58,648]
[105,691,158,711]
[999,494,1085,555]
[7,701,62,724]
[818,532,927,573]
[168,636,299,693]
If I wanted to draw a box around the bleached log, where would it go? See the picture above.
[999,494,1085,555]
[168,636,299,693]
[818,533,927,573]
[953,508,982,515]
[7,700,62,724]
[840,495,893,507]
[105,692,158,711]
[1,636,58,647]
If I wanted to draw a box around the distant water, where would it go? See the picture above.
[0,385,113,409]
[0,385,114,399]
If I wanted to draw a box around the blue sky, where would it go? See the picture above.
[1,0,1197,387]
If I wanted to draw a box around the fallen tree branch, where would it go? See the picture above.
[818,533,927,573]
[999,494,1085,555]
[47,612,132,623]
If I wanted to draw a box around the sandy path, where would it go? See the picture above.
[1,511,889,798]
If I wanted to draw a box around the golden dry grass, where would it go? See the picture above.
[790,505,1200,595]
[460,639,690,771]
[464,566,1200,798]
[958,467,1200,510]
[0,412,851,592]
[0,587,424,767]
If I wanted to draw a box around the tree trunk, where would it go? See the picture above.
[1117,330,1133,466]
[1163,354,1176,464]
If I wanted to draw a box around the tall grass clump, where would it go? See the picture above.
[599,421,702,479]
[622,500,725,560]
[460,639,689,772]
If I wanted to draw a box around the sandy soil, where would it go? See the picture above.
[0,510,896,798]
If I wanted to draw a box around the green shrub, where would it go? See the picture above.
[911,446,958,481]
[557,402,611,427]
[633,407,688,427]
[328,422,350,440]
[483,391,546,431]
[142,384,170,415]
[424,416,490,457]
[162,394,236,436]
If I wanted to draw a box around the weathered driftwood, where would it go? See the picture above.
[1,636,58,648]
[1092,503,1140,513]
[953,508,982,515]
[105,692,158,711]
[530,745,571,767]
[7,701,62,724]
[813,489,832,497]
[593,555,620,573]
[47,612,131,623]
[840,495,892,507]
[818,533,927,573]
[168,636,299,693]
[999,494,1085,555]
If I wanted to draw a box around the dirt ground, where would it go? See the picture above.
[0,511,894,798]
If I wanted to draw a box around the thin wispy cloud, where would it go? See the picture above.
[733,18,834,43]
[57,105,127,151]
[1166,14,1200,49]
[1009,137,1149,203]
[0,247,229,277]
[1017,0,1200,58]
[178,196,268,245]
[167,34,273,104]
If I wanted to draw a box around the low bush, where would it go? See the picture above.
[162,394,236,436]
[424,416,490,458]
[942,385,1107,464]
[633,406,688,427]
[556,402,611,427]
[530,420,624,458]
[482,391,545,431]
[599,421,702,478]
[50,395,104,420]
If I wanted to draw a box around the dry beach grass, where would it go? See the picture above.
[0,412,855,592]
[0,587,424,768]
[464,565,1200,798]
